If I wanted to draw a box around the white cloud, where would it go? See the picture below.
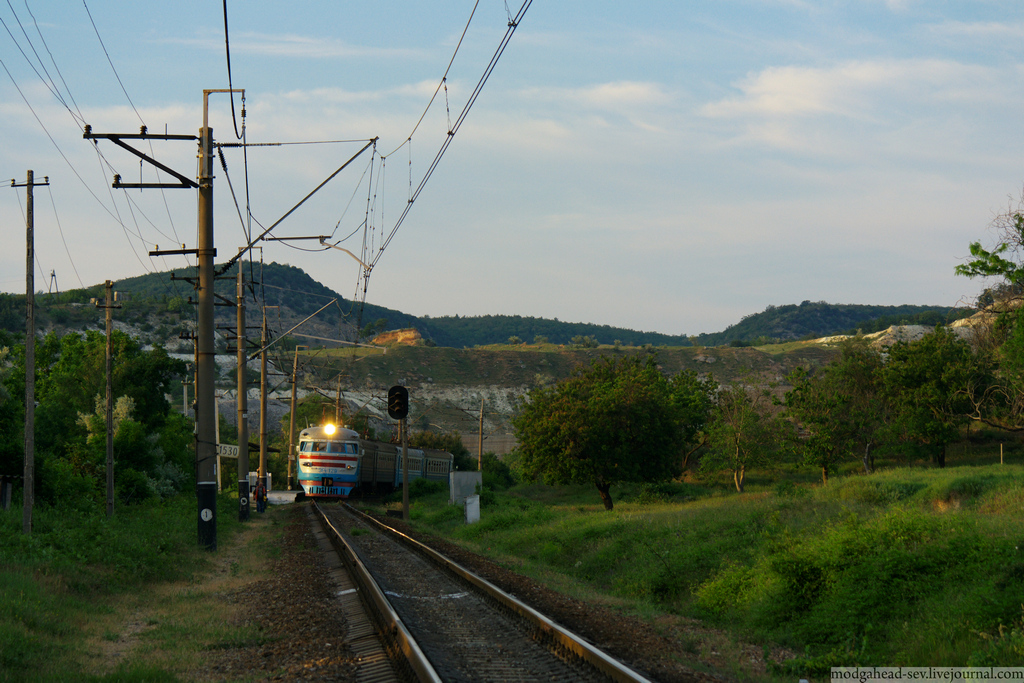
[164,31,424,60]
[929,21,1024,40]
[704,59,997,121]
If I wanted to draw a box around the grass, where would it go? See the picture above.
[0,492,283,682]
[388,462,1024,675]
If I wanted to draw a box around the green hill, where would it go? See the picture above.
[693,301,972,346]
[0,264,975,349]
[417,314,691,348]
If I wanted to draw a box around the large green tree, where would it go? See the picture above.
[955,200,1024,429]
[786,340,884,481]
[513,354,679,510]
[879,328,993,468]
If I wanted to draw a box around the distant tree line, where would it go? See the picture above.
[417,314,692,348]
[692,302,971,347]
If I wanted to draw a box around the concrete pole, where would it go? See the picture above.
[288,348,299,491]
[259,307,267,491]
[401,417,409,521]
[215,395,221,492]
[237,264,249,520]
[335,374,342,425]
[196,123,218,550]
[105,280,114,517]
[478,397,484,472]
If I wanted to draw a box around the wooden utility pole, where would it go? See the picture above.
[96,281,121,517]
[478,397,485,471]
[237,263,250,520]
[12,171,47,535]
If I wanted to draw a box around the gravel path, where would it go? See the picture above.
[198,503,788,682]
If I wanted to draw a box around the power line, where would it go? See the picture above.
[221,0,243,140]
[45,184,84,288]
[369,0,533,273]
[82,0,144,127]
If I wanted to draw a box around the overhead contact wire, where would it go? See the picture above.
[371,0,533,268]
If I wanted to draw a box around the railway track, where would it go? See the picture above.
[312,500,655,683]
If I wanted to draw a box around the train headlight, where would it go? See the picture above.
[324,423,336,435]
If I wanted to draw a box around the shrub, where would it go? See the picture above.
[481,453,516,490]
[116,468,156,505]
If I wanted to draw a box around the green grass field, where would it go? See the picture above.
[0,493,258,682]
[390,463,1024,673]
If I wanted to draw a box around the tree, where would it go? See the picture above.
[669,370,715,471]
[786,340,884,480]
[702,382,785,492]
[409,430,474,471]
[954,195,1024,291]
[569,335,599,349]
[512,355,679,510]
[879,328,993,468]
[22,330,189,504]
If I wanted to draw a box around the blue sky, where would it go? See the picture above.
[2,1,1023,336]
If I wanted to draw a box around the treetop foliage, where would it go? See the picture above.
[513,354,707,509]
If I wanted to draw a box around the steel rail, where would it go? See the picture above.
[342,503,654,683]
[312,500,442,683]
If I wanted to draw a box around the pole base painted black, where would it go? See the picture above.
[197,482,217,550]
[238,480,250,522]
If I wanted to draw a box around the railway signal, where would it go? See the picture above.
[387,385,409,419]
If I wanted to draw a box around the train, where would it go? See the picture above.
[295,423,454,499]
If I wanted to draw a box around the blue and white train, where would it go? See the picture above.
[295,424,454,499]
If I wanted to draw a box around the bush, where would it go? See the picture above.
[386,477,446,503]
[481,453,516,490]
[116,468,156,505]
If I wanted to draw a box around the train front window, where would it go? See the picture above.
[329,442,358,454]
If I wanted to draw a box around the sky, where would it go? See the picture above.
[2,1,1024,337]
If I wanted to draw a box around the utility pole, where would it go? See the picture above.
[259,306,268,492]
[287,346,308,491]
[11,171,47,535]
[237,263,249,521]
[478,396,485,472]
[214,393,222,492]
[195,99,218,549]
[85,87,241,550]
[96,281,121,517]
[401,416,409,520]
[335,374,343,425]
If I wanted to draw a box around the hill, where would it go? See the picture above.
[0,263,971,351]
[692,300,972,346]
[416,314,691,347]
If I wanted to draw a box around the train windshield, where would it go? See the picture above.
[300,440,358,454]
